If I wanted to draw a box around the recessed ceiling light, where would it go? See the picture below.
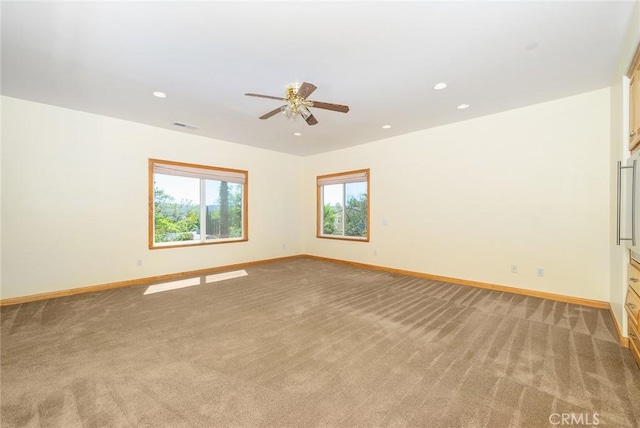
[433,82,448,90]
[526,42,539,50]
[293,132,302,136]
[457,104,470,110]
[153,91,167,98]
[382,125,391,129]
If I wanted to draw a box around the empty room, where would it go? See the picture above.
[2,1,640,427]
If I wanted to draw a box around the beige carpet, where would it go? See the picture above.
[1,258,639,427]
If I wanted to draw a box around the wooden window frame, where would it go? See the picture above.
[316,168,370,242]
[148,159,248,249]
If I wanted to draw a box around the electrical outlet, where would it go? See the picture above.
[282,243,286,249]
[136,259,143,267]
[536,268,544,277]
[511,265,518,274]
[374,249,378,256]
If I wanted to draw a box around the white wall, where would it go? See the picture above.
[0,88,614,303]
[609,0,640,332]
[303,89,611,301]
[1,96,303,299]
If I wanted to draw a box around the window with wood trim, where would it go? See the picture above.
[317,169,369,241]
[149,159,248,248]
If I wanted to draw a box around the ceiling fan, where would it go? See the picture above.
[245,82,349,126]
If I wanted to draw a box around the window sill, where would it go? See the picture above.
[316,235,369,243]
[150,237,247,249]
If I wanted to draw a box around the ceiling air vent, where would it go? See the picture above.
[173,122,199,130]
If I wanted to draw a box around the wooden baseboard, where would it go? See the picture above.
[4,252,627,347]
[609,304,630,348]
[0,255,305,306]
[0,253,613,318]
[303,255,610,309]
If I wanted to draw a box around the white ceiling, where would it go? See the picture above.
[1,1,636,156]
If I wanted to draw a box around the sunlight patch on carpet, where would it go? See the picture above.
[144,270,248,295]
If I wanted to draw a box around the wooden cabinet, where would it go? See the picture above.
[629,45,640,151]
[626,262,640,367]
[629,318,640,366]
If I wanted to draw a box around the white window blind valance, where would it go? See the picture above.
[154,163,246,184]
[317,171,368,186]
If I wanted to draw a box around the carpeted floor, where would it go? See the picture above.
[1,258,639,427]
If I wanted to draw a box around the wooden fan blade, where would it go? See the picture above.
[259,106,284,120]
[297,82,317,100]
[305,114,318,126]
[245,93,286,101]
[308,101,350,113]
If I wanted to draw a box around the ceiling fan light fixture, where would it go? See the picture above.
[299,105,312,120]
[246,81,349,126]
[287,83,301,97]
[281,104,297,121]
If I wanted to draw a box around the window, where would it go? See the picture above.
[149,159,248,248]
[317,169,369,241]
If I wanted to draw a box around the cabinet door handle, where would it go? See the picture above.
[631,277,639,282]
[632,132,637,139]
[630,333,638,340]
[628,302,637,310]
